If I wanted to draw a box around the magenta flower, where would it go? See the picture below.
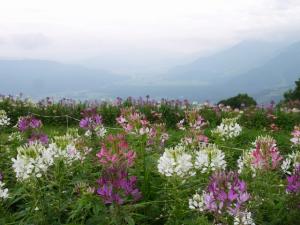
[17,116,42,132]
[203,171,250,216]
[79,108,103,130]
[97,169,141,205]
[251,136,283,170]
[96,134,136,169]
[96,134,141,205]
[287,165,300,194]
[291,125,300,146]
[28,133,49,145]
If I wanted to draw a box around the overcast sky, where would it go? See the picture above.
[1,0,300,65]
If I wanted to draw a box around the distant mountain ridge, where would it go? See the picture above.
[165,40,285,83]
[0,59,125,97]
[163,40,300,102]
[1,40,300,103]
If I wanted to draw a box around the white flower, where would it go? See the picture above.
[0,181,9,199]
[281,151,300,175]
[95,126,107,138]
[234,210,255,225]
[12,143,55,181]
[212,117,242,140]
[189,192,205,211]
[195,144,226,173]
[0,110,10,127]
[237,149,256,177]
[49,143,84,164]
[8,131,23,142]
[84,130,92,137]
[158,144,194,178]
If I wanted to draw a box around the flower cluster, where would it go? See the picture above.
[16,116,48,145]
[28,133,49,145]
[281,151,300,175]
[12,134,89,181]
[79,108,107,138]
[8,131,23,142]
[12,142,55,180]
[177,110,206,131]
[0,110,10,127]
[116,107,147,135]
[17,115,42,132]
[51,132,91,163]
[290,125,300,147]
[0,173,9,200]
[158,144,194,178]
[96,134,141,205]
[177,110,209,147]
[117,107,168,147]
[194,143,227,173]
[96,134,136,169]
[286,165,300,194]
[212,117,242,140]
[238,136,283,176]
[189,171,254,224]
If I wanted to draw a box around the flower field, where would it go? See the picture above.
[0,95,300,225]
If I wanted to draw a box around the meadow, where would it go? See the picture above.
[0,95,300,225]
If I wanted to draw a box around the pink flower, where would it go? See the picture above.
[251,136,283,170]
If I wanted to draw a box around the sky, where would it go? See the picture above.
[1,0,300,73]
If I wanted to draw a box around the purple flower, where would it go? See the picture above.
[79,108,103,131]
[286,165,300,194]
[17,116,42,132]
[203,171,250,216]
[96,169,141,205]
[28,133,49,145]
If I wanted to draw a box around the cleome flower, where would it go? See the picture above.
[281,151,300,175]
[12,134,89,181]
[286,165,300,194]
[0,110,10,127]
[290,125,300,147]
[17,116,42,132]
[189,171,254,224]
[212,117,242,140]
[0,173,9,200]
[12,142,56,180]
[237,135,282,176]
[79,108,107,138]
[96,134,141,205]
[194,143,227,173]
[158,144,194,178]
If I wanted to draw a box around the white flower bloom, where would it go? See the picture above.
[234,210,255,225]
[0,110,10,127]
[237,149,256,177]
[8,131,23,142]
[195,144,226,173]
[0,181,9,199]
[158,144,194,178]
[189,192,205,211]
[49,143,84,164]
[95,126,107,138]
[212,118,242,140]
[281,151,300,175]
[12,143,55,181]
[84,130,92,137]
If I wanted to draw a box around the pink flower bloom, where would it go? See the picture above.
[251,136,283,170]
[202,171,250,216]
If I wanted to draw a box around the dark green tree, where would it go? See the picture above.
[283,78,300,101]
[218,93,257,108]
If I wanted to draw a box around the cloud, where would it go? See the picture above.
[12,33,51,50]
[0,0,300,62]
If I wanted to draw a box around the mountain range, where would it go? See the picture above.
[0,40,299,102]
